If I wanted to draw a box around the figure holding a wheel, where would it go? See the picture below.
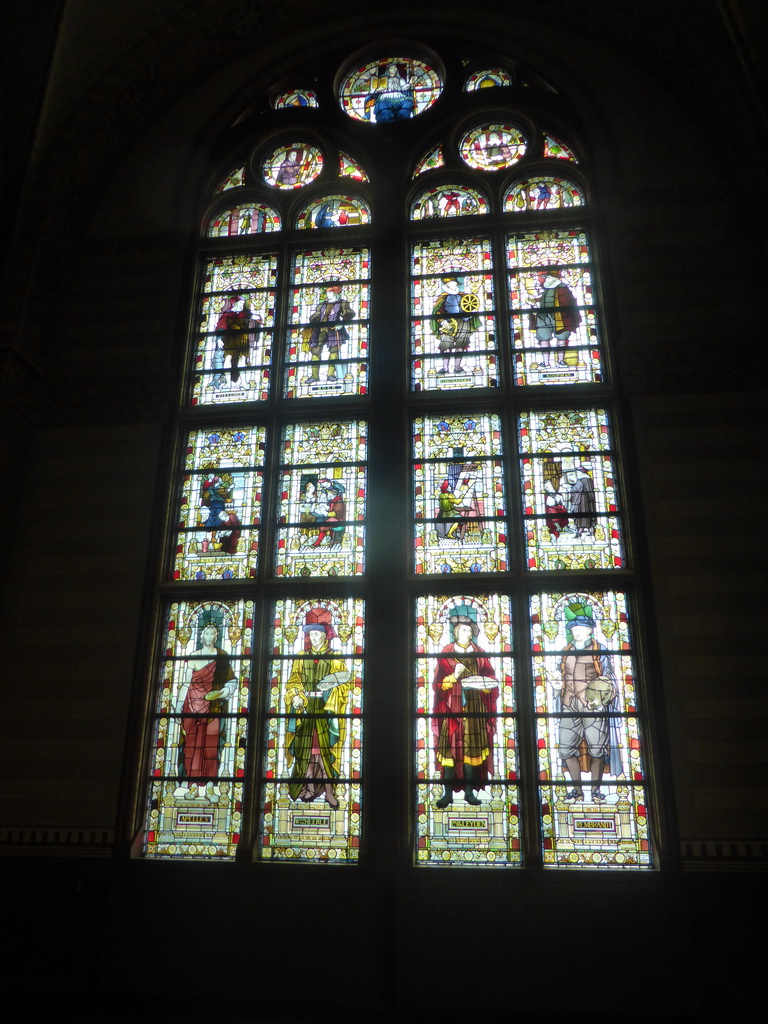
[432,276,481,377]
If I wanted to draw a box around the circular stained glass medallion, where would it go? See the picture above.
[339,57,442,123]
[459,123,526,171]
[263,143,323,189]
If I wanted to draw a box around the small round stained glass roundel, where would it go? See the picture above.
[339,57,442,123]
[263,143,324,189]
[460,124,526,171]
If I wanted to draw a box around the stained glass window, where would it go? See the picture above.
[507,230,602,386]
[413,145,445,177]
[143,598,253,860]
[206,202,281,236]
[518,409,624,571]
[139,46,657,872]
[530,591,650,867]
[460,124,526,171]
[260,597,364,861]
[191,253,277,405]
[415,593,519,864]
[410,237,498,391]
[262,143,323,189]
[216,166,245,192]
[413,414,508,574]
[285,247,370,399]
[543,133,578,162]
[504,176,585,213]
[275,421,367,577]
[272,89,319,109]
[339,57,442,122]
[296,195,371,229]
[411,184,488,220]
[464,68,513,91]
[339,152,369,181]
[172,426,266,581]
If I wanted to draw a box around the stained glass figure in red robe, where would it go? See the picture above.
[432,606,498,808]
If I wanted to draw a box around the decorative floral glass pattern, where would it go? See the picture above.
[543,134,578,162]
[191,253,277,405]
[507,230,602,386]
[413,414,508,574]
[216,166,244,192]
[339,57,442,122]
[260,597,365,862]
[413,144,445,177]
[296,195,371,229]
[143,599,254,860]
[460,124,526,171]
[206,202,281,237]
[339,152,369,181]
[415,593,519,865]
[172,426,266,581]
[263,143,323,189]
[504,176,585,213]
[285,247,370,399]
[530,591,651,868]
[518,409,624,571]
[275,420,367,577]
[411,237,498,391]
[411,184,488,220]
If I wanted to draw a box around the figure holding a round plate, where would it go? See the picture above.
[432,605,498,808]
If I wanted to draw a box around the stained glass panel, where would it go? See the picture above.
[275,420,367,577]
[464,68,513,91]
[504,176,585,213]
[415,594,519,865]
[172,426,266,581]
[411,237,498,391]
[530,591,651,868]
[143,599,254,860]
[507,230,602,386]
[259,597,365,862]
[285,247,370,399]
[339,152,369,181]
[413,145,445,177]
[272,89,319,109]
[460,124,526,171]
[413,414,508,574]
[543,134,578,162]
[411,184,488,220]
[215,166,244,192]
[339,57,442,122]
[296,195,371,229]
[191,254,277,405]
[206,202,281,237]
[518,409,624,570]
[262,143,323,189]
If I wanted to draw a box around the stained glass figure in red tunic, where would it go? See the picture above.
[432,607,498,808]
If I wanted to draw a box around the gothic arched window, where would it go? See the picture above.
[136,46,655,870]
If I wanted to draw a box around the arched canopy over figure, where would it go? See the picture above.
[432,605,499,808]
